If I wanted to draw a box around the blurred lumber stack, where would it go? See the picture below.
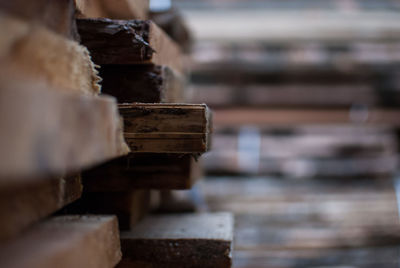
[0,1,233,267]
[183,0,400,178]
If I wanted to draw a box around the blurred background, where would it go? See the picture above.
[168,0,400,267]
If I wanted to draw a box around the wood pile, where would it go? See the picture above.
[0,1,233,267]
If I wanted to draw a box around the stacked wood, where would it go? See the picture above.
[118,213,233,268]
[204,126,398,178]
[0,216,121,268]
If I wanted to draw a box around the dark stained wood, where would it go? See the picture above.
[100,65,186,103]
[118,213,233,268]
[64,190,150,230]
[77,18,183,72]
[119,103,211,153]
[0,175,82,242]
[0,215,121,268]
[83,153,202,190]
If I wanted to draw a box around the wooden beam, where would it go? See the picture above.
[0,175,82,242]
[0,74,129,178]
[77,18,183,72]
[119,213,233,268]
[0,0,78,39]
[119,103,211,153]
[0,216,121,268]
[213,108,400,127]
[75,0,149,20]
[64,190,150,230]
[83,153,203,190]
[0,13,100,95]
[100,65,186,103]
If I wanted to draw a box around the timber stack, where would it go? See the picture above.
[0,1,233,267]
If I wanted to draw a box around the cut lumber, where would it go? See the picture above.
[0,215,121,268]
[100,0,149,19]
[64,190,150,230]
[83,153,203,190]
[213,108,400,127]
[77,18,183,72]
[118,213,233,268]
[75,0,149,20]
[0,13,100,95]
[0,73,129,178]
[119,103,211,153]
[150,8,192,53]
[0,0,78,39]
[0,174,82,242]
[100,65,186,103]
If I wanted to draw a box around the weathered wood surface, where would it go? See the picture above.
[100,65,186,103]
[200,176,400,267]
[0,74,128,178]
[0,13,100,95]
[119,103,211,153]
[0,0,78,39]
[213,108,400,127]
[0,215,121,268]
[118,213,233,268]
[77,18,183,72]
[83,153,202,190]
[64,190,150,230]
[0,175,82,242]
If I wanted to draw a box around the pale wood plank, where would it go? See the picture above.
[0,215,121,268]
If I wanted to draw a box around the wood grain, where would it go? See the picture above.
[0,215,121,268]
[77,18,183,72]
[119,103,212,153]
[119,213,233,268]
[0,73,129,178]
[0,13,100,95]
[0,175,82,242]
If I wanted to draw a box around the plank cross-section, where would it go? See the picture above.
[119,213,233,268]
[119,103,212,153]
[0,215,121,268]
[77,18,182,72]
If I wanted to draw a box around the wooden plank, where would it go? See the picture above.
[150,8,192,53]
[0,73,129,178]
[118,213,233,268]
[0,13,101,95]
[75,0,149,19]
[0,0,78,39]
[64,190,150,230]
[213,108,400,127]
[0,174,82,242]
[77,18,183,72]
[0,215,121,268]
[119,103,211,153]
[83,153,203,190]
[100,65,186,103]
[100,0,149,19]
